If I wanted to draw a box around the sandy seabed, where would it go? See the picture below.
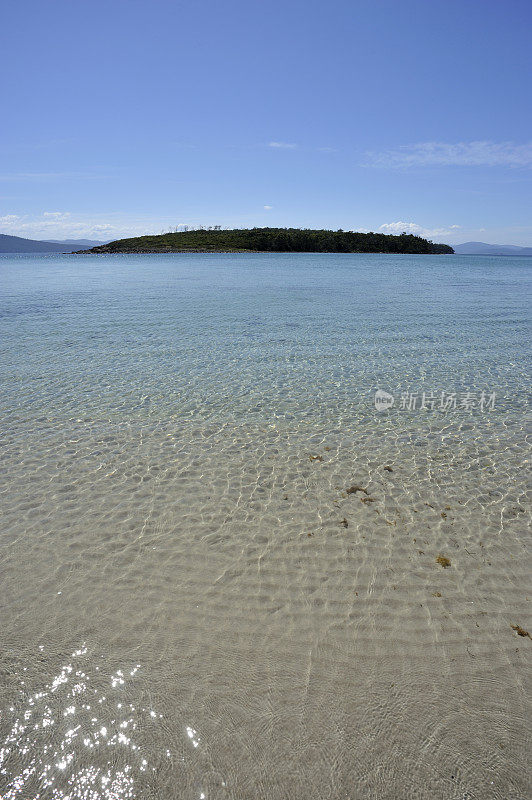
[1,412,530,800]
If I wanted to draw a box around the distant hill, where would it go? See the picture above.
[454,241,532,256]
[77,228,454,255]
[44,238,111,248]
[0,234,110,253]
[0,234,73,253]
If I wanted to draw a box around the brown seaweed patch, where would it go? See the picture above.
[511,624,531,639]
[339,518,349,528]
[436,555,451,568]
[346,485,368,495]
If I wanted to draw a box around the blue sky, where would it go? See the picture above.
[1,0,531,244]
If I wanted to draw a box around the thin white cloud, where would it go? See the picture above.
[172,142,197,149]
[0,173,67,181]
[377,221,532,246]
[0,172,104,182]
[266,142,336,152]
[2,213,531,246]
[364,141,532,168]
[379,221,461,238]
[268,141,297,149]
[0,212,119,239]
[263,205,273,210]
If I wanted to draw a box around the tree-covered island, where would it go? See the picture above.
[76,227,454,254]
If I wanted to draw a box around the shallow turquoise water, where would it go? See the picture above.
[0,253,530,800]
[1,252,529,423]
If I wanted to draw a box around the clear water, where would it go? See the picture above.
[0,253,530,799]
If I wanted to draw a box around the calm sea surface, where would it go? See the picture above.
[0,253,530,799]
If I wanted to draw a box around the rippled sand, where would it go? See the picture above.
[0,253,530,799]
